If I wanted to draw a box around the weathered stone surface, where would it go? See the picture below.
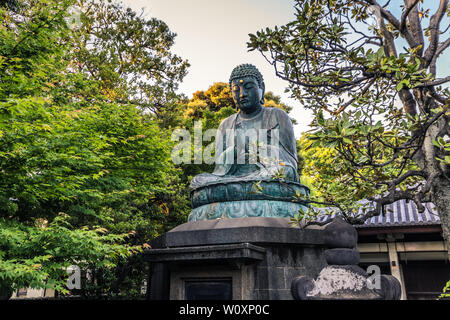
[323,216,358,248]
[267,289,293,300]
[284,267,306,290]
[324,248,360,265]
[171,216,295,231]
[259,267,286,290]
[291,276,314,300]
[292,265,382,300]
[290,264,401,300]
[378,275,402,300]
[145,243,266,263]
[150,217,326,248]
[289,217,393,300]
[148,263,170,300]
[146,217,328,300]
[254,289,293,300]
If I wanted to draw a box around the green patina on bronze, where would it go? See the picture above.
[188,64,309,221]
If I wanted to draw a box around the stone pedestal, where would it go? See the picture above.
[144,217,328,300]
[290,217,402,300]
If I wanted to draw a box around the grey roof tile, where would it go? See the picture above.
[313,199,441,228]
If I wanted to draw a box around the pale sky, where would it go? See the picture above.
[121,0,313,137]
[120,0,449,137]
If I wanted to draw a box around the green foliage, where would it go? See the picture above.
[71,0,189,114]
[0,0,189,297]
[305,109,421,201]
[438,280,450,300]
[248,0,450,225]
[0,0,73,101]
[288,207,319,227]
[433,134,450,165]
[0,214,139,294]
[0,0,18,10]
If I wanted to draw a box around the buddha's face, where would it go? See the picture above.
[231,76,263,114]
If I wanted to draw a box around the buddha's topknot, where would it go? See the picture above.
[229,64,265,91]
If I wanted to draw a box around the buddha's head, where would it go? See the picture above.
[229,64,265,114]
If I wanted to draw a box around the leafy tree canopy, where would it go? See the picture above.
[71,0,190,115]
[248,0,450,257]
[0,0,188,296]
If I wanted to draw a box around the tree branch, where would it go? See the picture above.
[428,87,450,104]
[430,36,450,76]
[398,88,417,116]
[348,189,416,224]
[436,37,450,58]
[415,75,450,88]
[400,0,421,33]
[403,0,424,55]
[331,78,376,115]
[362,0,418,47]
[424,0,448,66]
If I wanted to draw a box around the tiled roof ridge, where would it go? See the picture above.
[313,199,440,228]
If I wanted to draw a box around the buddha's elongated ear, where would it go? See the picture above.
[260,84,265,105]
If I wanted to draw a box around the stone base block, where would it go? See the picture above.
[145,217,327,300]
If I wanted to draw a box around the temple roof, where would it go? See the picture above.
[314,199,440,228]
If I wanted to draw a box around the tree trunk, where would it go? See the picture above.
[418,115,450,261]
[432,177,450,261]
[410,107,450,260]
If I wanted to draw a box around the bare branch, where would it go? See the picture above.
[390,170,426,186]
[428,87,450,104]
[415,75,450,88]
[424,0,448,66]
[373,2,398,57]
[436,37,450,57]
[400,0,421,33]
[403,0,424,55]
[443,22,450,33]
[363,0,401,28]
[331,78,376,115]
[430,37,450,76]
[344,13,383,45]
[362,0,418,47]
[398,88,417,116]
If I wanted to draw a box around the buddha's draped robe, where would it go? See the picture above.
[190,107,299,190]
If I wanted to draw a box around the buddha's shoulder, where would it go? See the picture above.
[263,107,290,119]
[217,108,289,129]
[218,112,238,129]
